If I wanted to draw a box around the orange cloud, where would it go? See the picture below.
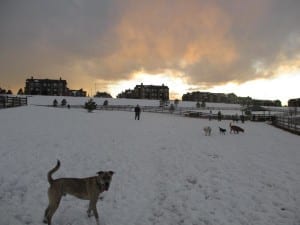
[102,0,238,79]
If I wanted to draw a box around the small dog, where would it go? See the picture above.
[219,127,226,135]
[203,126,212,136]
[43,160,114,225]
[229,123,244,134]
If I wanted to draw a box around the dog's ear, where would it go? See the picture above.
[108,171,114,176]
[97,171,104,176]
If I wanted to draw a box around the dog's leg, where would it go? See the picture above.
[89,198,100,225]
[43,207,50,224]
[87,201,93,217]
[44,189,62,225]
[48,197,61,225]
[87,197,100,225]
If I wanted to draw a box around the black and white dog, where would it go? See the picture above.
[219,127,226,135]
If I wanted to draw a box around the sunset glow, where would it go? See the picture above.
[107,70,196,99]
[208,73,300,105]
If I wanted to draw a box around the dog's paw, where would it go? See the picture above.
[87,210,93,217]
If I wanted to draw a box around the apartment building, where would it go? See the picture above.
[25,77,68,96]
[117,83,169,100]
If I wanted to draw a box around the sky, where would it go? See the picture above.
[1,0,300,105]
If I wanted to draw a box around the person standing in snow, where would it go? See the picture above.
[209,110,212,120]
[217,111,222,121]
[134,104,141,120]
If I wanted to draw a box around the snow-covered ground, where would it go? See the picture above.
[27,95,241,109]
[27,95,290,116]
[0,103,299,225]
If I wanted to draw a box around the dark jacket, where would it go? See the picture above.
[134,106,141,113]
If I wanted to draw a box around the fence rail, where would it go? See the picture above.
[0,96,28,108]
[96,105,273,121]
[97,105,134,111]
[272,115,300,135]
[96,105,299,135]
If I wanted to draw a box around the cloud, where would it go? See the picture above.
[0,0,300,95]
[101,0,238,80]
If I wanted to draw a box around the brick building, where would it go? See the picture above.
[69,89,87,97]
[117,83,169,100]
[182,91,228,103]
[182,91,281,106]
[25,77,68,96]
[24,77,87,96]
[288,98,300,107]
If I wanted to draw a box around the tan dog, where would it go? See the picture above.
[203,126,212,136]
[43,160,114,225]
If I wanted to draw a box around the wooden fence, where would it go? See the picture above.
[97,105,174,113]
[96,105,299,135]
[271,115,300,135]
[97,105,134,112]
[96,105,248,120]
[0,96,28,108]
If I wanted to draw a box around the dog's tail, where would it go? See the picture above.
[47,160,60,184]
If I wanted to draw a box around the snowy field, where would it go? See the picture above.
[27,95,241,109]
[0,103,299,225]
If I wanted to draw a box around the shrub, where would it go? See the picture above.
[61,99,67,106]
[84,98,97,112]
[201,101,206,108]
[53,99,58,107]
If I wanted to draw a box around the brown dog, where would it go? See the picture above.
[229,123,244,134]
[43,160,114,225]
